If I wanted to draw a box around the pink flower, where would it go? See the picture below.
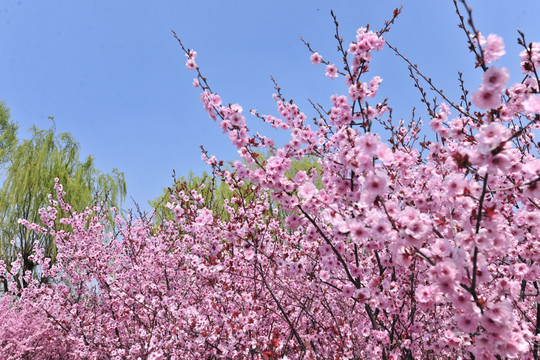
[319,270,330,282]
[368,76,383,95]
[349,221,369,243]
[319,244,332,256]
[310,52,322,65]
[523,94,540,113]
[357,133,380,156]
[475,122,510,154]
[325,64,338,79]
[444,174,465,197]
[471,86,501,110]
[285,213,302,229]
[364,173,388,199]
[229,112,244,127]
[342,285,355,297]
[415,285,435,304]
[453,291,473,311]
[483,34,505,63]
[437,276,455,294]
[475,264,492,284]
[455,313,478,333]
[186,58,197,70]
[209,94,222,107]
[350,266,362,278]
[430,117,443,132]
[298,182,317,200]
[512,263,529,279]
[482,66,509,91]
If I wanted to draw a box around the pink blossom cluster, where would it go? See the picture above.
[2,7,540,360]
[348,27,385,72]
[472,66,509,110]
[521,41,540,75]
[185,49,197,70]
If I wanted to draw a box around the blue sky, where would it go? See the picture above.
[1,1,538,212]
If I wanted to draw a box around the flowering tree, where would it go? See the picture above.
[1,1,539,359]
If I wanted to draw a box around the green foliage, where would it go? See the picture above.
[151,154,322,225]
[0,115,126,288]
[150,170,233,223]
[284,154,322,188]
[0,102,18,168]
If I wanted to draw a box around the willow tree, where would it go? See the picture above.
[0,118,126,290]
[0,102,17,168]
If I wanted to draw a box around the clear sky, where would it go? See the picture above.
[1,1,538,213]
